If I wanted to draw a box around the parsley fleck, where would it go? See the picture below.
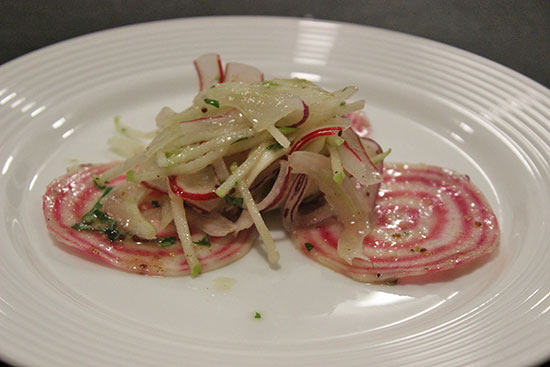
[305,242,314,252]
[231,137,249,144]
[191,263,202,277]
[92,175,107,189]
[340,102,345,106]
[266,142,283,150]
[156,236,177,247]
[262,81,280,87]
[254,312,262,319]
[125,169,138,183]
[72,187,123,242]
[278,126,298,135]
[225,195,244,208]
[193,234,211,247]
[204,98,220,108]
[101,186,114,198]
[333,171,344,184]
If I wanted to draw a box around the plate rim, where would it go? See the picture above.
[1,15,549,367]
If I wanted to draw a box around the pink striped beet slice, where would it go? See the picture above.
[43,163,256,276]
[290,163,500,282]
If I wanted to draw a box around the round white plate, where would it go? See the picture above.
[1,16,549,367]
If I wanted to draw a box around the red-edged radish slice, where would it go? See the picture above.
[193,53,224,90]
[281,173,309,230]
[143,178,221,214]
[224,62,264,83]
[290,163,500,282]
[289,126,343,154]
[291,100,310,127]
[142,179,168,193]
[168,165,219,201]
[337,130,382,186]
[256,160,291,211]
[169,176,217,201]
[346,111,371,138]
[43,163,256,276]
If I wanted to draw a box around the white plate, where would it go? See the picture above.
[1,16,549,367]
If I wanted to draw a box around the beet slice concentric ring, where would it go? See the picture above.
[290,162,500,282]
[43,163,256,276]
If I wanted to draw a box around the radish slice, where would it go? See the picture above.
[290,163,500,282]
[224,62,264,83]
[193,53,224,91]
[168,165,219,200]
[43,164,255,276]
[337,128,382,186]
[289,126,343,154]
[346,111,371,138]
[169,176,217,201]
[281,173,309,230]
[256,160,290,211]
[143,178,218,213]
[186,210,236,237]
[142,179,168,193]
[290,100,310,127]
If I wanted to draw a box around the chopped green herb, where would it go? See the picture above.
[72,187,123,242]
[278,126,298,135]
[125,169,138,183]
[225,195,244,208]
[333,171,344,184]
[156,236,177,247]
[305,242,314,252]
[230,161,239,171]
[151,200,160,208]
[371,148,392,165]
[101,186,113,198]
[254,312,262,319]
[191,263,202,277]
[262,81,280,87]
[92,175,107,189]
[193,234,211,247]
[266,142,283,150]
[231,136,249,144]
[327,135,345,146]
[340,102,346,106]
[204,98,220,108]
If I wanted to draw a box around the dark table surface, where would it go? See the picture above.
[1,1,549,366]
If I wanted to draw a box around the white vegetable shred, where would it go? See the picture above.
[46,53,497,283]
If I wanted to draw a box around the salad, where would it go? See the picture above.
[43,54,499,282]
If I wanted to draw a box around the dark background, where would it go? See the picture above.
[0,1,549,366]
[2,0,549,87]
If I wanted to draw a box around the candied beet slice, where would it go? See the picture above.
[43,163,255,276]
[290,163,500,282]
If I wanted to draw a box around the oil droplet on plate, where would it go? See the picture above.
[213,277,236,292]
